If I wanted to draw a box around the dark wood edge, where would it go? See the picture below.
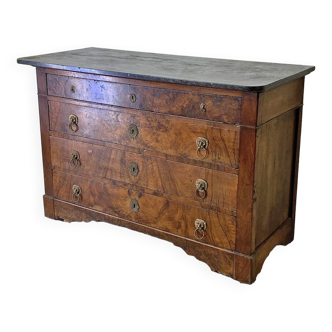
[241,92,258,126]
[37,68,54,199]
[290,107,303,232]
[236,127,256,255]
[43,195,55,219]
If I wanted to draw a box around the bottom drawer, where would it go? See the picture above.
[53,171,236,250]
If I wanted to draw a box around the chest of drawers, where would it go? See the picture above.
[18,48,314,283]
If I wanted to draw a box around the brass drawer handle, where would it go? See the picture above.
[70,151,81,168]
[130,198,140,213]
[200,103,207,113]
[69,114,79,132]
[128,124,139,138]
[129,162,139,177]
[195,179,208,199]
[130,93,137,103]
[71,85,75,93]
[72,184,82,203]
[196,137,209,159]
[194,219,207,240]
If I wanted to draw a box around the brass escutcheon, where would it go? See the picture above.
[130,198,140,213]
[194,218,207,240]
[196,137,209,159]
[130,93,137,103]
[195,179,208,199]
[69,114,79,132]
[200,103,207,113]
[128,124,139,138]
[70,151,81,168]
[71,85,75,93]
[129,162,139,177]
[72,184,82,203]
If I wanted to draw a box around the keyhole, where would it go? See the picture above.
[128,124,138,138]
[130,94,136,103]
[130,198,139,212]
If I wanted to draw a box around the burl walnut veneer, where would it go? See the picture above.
[18,48,314,283]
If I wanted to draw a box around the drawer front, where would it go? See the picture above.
[53,171,236,249]
[47,74,241,124]
[49,101,240,168]
[50,137,238,212]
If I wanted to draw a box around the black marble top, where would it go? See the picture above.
[17,47,315,92]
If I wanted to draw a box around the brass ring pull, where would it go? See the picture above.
[195,179,208,199]
[196,137,209,160]
[72,184,82,203]
[194,219,207,240]
[71,85,76,93]
[70,151,81,168]
[195,189,206,199]
[69,114,79,132]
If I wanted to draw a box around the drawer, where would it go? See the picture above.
[53,171,236,249]
[48,101,240,168]
[47,74,241,124]
[50,137,238,212]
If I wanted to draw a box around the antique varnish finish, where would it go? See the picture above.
[18,48,315,283]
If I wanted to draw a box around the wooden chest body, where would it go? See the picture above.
[18,48,314,283]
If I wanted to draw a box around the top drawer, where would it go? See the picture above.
[47,74,241,124]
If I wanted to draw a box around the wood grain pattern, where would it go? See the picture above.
[236,127,257,255]
[48,100,240,168]
[257,78,304,125]
[50,129,239,175]
[47,74,241,124]
[53,199,235,278]
[53,171,236,250]
[44,68,243,97]
[241,92,258,127]
[253,109,297,247]
[50,136,238,212]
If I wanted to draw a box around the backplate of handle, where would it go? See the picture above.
[69,114,79,132]
[196,137,209,159]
